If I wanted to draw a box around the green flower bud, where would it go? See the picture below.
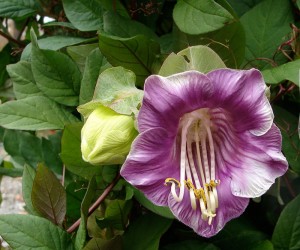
[81,106,138,165]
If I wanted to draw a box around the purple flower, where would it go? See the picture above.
[120,69,288,237]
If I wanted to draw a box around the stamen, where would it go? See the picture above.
[194,122,206,185]
[205,121,220,214]
[200,199,208,221]
[165,178,181,187]
[185,179,195,190]
[187,139,201,189]
[201,134,211,184]
[205,123,216,180]
[209,191,216,213]
[194,188,206,203]
[194,122,214,221]
[164,108,221,226]
[205,180,220,210]
[206,212,216,225]
[189,189,197,210]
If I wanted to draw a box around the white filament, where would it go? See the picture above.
[166,109,219,226]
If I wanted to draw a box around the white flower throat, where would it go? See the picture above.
[165,108,220,225]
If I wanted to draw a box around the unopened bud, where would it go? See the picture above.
[81,106,137,165]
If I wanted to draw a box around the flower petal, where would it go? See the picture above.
[207,68,273,136]
[138,71,213,133]
[230,125,288,197]
[168,176,249,237]
[120,127,178,206]
[213,121,288,198]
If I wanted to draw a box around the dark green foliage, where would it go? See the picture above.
[0,0,299,249]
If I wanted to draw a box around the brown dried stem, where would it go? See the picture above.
[66,173,121,234]
[0,30,25,47]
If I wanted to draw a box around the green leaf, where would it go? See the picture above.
[99,0,129,18]
[79,67,143,116]
[133,188,174,219]
[298,115,300,140]
[240,0,293,69]
[162,240,220,250]
[0,214,74,250]
[79,48,110,105]
[42,132,63,174]
[0,45,10,87]
[98,33,161,87]
[122,213,172,250]
[226,0,262,17]
[21,36,91,60]
[0,96,78,130]
[67,43,99,72]
[75,177,97,250]
[102,11,158,40]
[84,237,122,250]
[102,165,120,183]
[3,129,29,166]
[62,0,105,31]
[7,61,43,99]
[159,45,226,76]
[32,163,66,226]
[96,199,132,230]
[61,123,101,179]
[272,195,300,250]
[0,0,40,19]
[66,181,87,222]
[252,240,274,250]
[22,165,38,215]
[3,129,43,167]
[18,134,42,167]
[125,185,134,201]
[0,162,23,177]
[31,30,82,106]
[262,60,300,86]
[273,106,300,174]
[173,20,245,68]
[43,21,76,29]
[212,219,269,250]
[173,0,234,35]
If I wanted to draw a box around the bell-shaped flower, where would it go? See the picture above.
[120,69,288,237]
[81,105,138,165]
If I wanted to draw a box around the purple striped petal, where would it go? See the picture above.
[229,124,288,197]
[168,176,249,237]
[207,69,273,136]
[121,127,178,206]
[138,71,213,133]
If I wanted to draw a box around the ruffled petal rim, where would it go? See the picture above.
[229,124,288,197]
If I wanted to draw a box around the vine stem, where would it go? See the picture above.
[66,174,121,234]
[0,30,25,47]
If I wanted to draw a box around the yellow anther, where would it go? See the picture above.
[205,179,220,190]
[194,188,206,204]
[211,179,221,187]
[165,178,181,187]
[185,179,195,190]
[184,179,208,205]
